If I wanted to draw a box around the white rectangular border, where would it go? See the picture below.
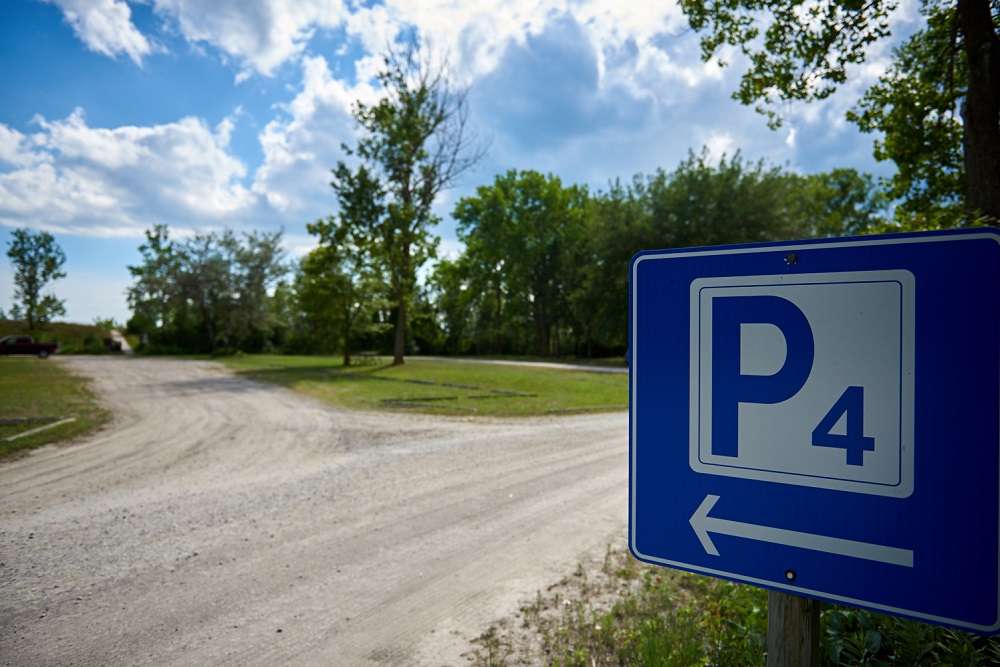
[688,271,915,498]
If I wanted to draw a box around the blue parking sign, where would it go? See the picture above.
[629,229,1000,634]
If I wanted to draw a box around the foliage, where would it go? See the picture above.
[292,244,389,363]
[679,0,894,127]
[678,0,1000,221]
[435,151,882,360]
[447,170,590,357]
[128,151,887,359]
[822,607,1000,666]
[331,40,484,365]
[305,160,393,363]
[848,3,968,224]
[126,225,287,354]
[5,228,67,331]
[793,169,889,238]
[474,545,1000,667]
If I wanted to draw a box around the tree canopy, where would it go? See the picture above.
[127,225,286,353]
[432,153,884,358]
[679,0,1000,223]
[5,229,66,331]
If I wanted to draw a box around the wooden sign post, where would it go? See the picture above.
[767,591,820,667]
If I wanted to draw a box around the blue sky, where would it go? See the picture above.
[0,0,921,325]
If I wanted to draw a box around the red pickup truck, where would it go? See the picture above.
[0,335,59,358]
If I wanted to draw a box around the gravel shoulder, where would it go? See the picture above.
[0,356,627,666]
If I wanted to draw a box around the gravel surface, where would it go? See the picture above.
[0,357,627,666]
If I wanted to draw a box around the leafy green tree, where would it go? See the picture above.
[848,3,970,225]
[679,0,1000,222]
[579,176,656,354]
[452,170,589,357]
[648,150,812,248]
[127,226,285,353]
[127,224,181,340]
[5,229,67,331]
[576,152,856,355]
[332,41,484,365]
[303,216,388,365]
[173,229,285,353]
[428,257,474,354]
[791,168,889,237]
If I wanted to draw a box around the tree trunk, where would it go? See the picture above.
[342,319,351,367]
[959,0,1000,221]
[393,301,407,365]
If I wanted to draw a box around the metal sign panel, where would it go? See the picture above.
[629,229,1000,634]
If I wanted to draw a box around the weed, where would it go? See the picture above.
[473,544,1000,667]
[472,626,515,667]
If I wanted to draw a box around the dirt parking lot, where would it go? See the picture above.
[0,357,627,666]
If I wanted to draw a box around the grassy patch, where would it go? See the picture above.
[0,357,110,459]
[0,318,118,354]
[471,545,1000,666]
[219,355,628,417]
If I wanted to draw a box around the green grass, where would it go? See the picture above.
[0,318,126,354]
[219,355,629,416]
[0,357,110,459]
[472,545,1000,666]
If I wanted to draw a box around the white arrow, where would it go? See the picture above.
[690,494,914,568]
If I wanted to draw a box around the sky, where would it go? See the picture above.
[0,0,922,326]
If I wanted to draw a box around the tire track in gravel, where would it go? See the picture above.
[0,356,627,666]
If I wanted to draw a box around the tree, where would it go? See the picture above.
[679,0,1000,222]
[305,215,388,365]
[791,168,889,237]
[452,170,590,357]
[127,224,181,339]
[648,150,813,248]
[127,226,286,353]
[6,229,66,330]
[332,41,484,365]
[848,4,969,225]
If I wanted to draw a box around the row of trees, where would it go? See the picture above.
[127,226,285,353]
[16,1,1000,355]
[287,0,999,362]
[428,156,885,358]
[259,151,882,360]
[121,150,885,358]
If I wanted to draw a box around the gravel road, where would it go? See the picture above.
[0,357,627,666]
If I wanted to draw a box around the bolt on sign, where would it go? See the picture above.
[628,229,1000,634]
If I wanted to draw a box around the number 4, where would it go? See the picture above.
[812,386,875,466]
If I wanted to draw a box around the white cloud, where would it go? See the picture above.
[0,126,47,169]
[45,0,155,64]
[702,132,737,163]
[0,109,257,238]
[252,55,371,215]
[151,0,350,79]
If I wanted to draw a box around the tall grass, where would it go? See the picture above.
[472,545,1000,666]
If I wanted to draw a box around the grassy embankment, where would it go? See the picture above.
[472,544,1000,666]
[220,355,628,417]
[0,356,110,459]
[0,318,139,354]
